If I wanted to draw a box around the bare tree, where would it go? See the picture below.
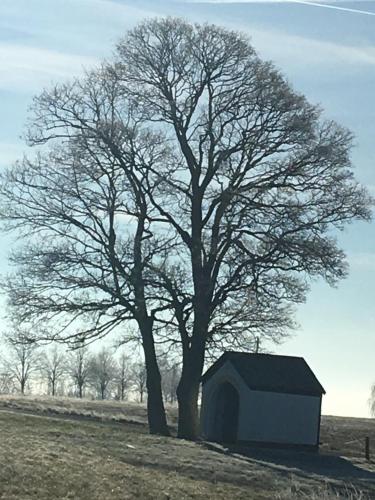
[112,18,373,439]
[159,355,180,404]
[0,71,173,434]
[88,347,116,400]
[40,345,66,396]
[0,369,16,394]
[0,18,372,441]
[66,345,90,398]
[132,361,147,403]
[369,384,375,417]
[115,350,132,400]
[2,329,40,394]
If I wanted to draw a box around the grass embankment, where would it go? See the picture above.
[0,396,374,499]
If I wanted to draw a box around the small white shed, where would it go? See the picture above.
[200,351,325,450]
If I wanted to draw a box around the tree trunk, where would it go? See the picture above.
[141,319,170,436]
[78,384,83,398]
[177,374,201,440]
[177,334,206,440]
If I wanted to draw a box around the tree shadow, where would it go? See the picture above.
[225,444,375,483]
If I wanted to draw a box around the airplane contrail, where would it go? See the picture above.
[291,0,375,16]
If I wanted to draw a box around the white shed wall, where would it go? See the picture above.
[200,360,321,446]
[238,389,321,445]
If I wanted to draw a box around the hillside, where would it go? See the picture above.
[0,396,374,499]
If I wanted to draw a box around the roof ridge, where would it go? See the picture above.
[225,351,304,360]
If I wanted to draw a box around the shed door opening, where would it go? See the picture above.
[214,382,239,443]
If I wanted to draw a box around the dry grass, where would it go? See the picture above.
[276,483,369,500]
[0,409,270,499]
[320,415,375,459]
[0,394,161,425]
[0,396,374,499]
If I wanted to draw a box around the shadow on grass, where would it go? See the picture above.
[209,443,375,483]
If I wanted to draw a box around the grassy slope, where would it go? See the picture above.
[0,396,374,499]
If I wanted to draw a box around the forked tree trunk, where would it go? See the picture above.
[141,319,170,436]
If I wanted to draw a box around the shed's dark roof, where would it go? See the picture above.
[202,351,325,396]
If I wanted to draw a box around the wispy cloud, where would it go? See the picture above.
[186,0,375,16]
[246,26,375,69]
[0,44,98,92]
[182,0,375,67]
[348,252,375,272]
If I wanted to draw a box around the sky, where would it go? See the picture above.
[0,0,374,417]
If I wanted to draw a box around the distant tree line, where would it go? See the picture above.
[0,332,180,403]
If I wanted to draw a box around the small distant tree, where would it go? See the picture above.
[3,329,40,394]
[159,356,180,404]
[89,348,116,400]
[132,361,147,403]
[115,351,132,401]
[0,369,16,394]
[370,384,375,417]
[66,345,90,398]
[40,345,66,396]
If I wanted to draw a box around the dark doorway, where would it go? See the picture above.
[214,382,239,443]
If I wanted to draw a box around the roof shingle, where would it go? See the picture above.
[202,351,325,396]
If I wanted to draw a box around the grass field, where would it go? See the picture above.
[0,396,374,499]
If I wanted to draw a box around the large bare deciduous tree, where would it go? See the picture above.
[113,18,372,438]
[0,18,372,440]
[0,71,171,435]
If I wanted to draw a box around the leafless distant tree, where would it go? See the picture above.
[159,356,180,404]
[40,345,66,396]
[132,361,147,403]
[66,345,91,398]
[0,369,16,394]
[115,350,132,401]
[2,329,40,394]
[369,385,375,417]
[88,348,116,400]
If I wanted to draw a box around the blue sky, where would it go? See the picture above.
[1,0,374,417]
